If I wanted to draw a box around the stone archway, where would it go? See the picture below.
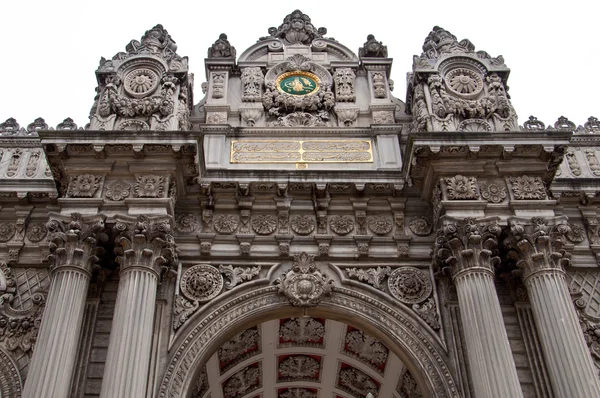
[158,284,460,398]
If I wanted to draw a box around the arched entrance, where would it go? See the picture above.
[158,283,460,398]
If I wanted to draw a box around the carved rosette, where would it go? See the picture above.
[330,215,354,235]
[0,223,16,243]
[113,214,177,275]
[66,174,103,198]
[291,215,316,235]
[508,176,547,200]
[387,267,432,304]
[175,213,199,234]
[251,214,277,235]
[443,175,478,200]
[434,217,502,278]
[276,252,333,307]
[46,213,107,273]
[180,264,223,303]
[368,216,393,235]
[25,223,48,242]
[214,214,239,234]
[480,181,507,203]
[504,217,571,280]
[105,180,131,201]
[134,175,165,198]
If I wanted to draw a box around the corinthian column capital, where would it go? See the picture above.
[505,216,571,280]
[434,216,502,279]
[47,212,107,275]
[113,214,177,276]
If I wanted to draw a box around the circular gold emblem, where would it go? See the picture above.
[276,71,320,96]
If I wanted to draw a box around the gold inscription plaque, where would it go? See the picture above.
[230,140,374,164]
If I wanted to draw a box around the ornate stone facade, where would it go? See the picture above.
[1,9,598,398]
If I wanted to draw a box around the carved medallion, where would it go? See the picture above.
[124,68,159,98]
[508,175,547,200]
[134,175,165,198]
[291,215,316,235]
[387,267,432,304]
[445,68,483,98]
[368,215,393,235]
[251,214,277,235]
[175,213,199,234]
[276,252,333,307]
[214,214,239,234]
[480,181,507,203]
[330,215,354,235]
[180,264,223,303]
[567,223,585,243]
[26,222,47,242]
[67,174,102,198]
[105,180,131,201]
[277,71,320,96]
[408,217,432,236]
[0,223,16,242]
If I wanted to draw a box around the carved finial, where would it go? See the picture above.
[358,34,388,58]
[208,33,236,59]
[267,10,326,45]
[0,118,20,135]
[421,26,474,58]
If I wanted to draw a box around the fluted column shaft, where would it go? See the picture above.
[23,213,106,398]
[100,214,175,398]
[436,217,523,398]
[100,266,158,398]
[23,267,90,397]
[454,267,524,398]
[524,268,600,397]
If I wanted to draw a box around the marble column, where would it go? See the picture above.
[435,217,523,398]
[507,217,600,398]
[23,213,106,398]
[100,214,175,398]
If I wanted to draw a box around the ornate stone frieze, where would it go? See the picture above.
[344,328,389,371]
[265,10,326,45]
[387,267,433,304]
[175,213,199,234]
[47,213,107,273]
[276,252,333,307]
[434,217,502,278]
[180,264,223,303]
[66,174,103,198]
[508,175,547,200]
[214,214,239,234]
[443,175,478,200]
[241,67,263,102]
[345,266,391,290]
[208,33,236,59]
[113,214,177,274]
[251,214,277,235]
[566,149,582,176]
[504,217,571,280]
[278,355,321,382]
[279,317,325,347]
[134,175,166,198]
[290,215,315,235]
[480,181,507,203]
[408,217,432,236]
[218,327,260,373]
[337,366,379,397]
[359,34,388,58]
[6,149,22,178]
[333,68,356,102]
[368,215,393,235]
[330,215,354,235]
[584,149,600,176]
[219,264,261,289]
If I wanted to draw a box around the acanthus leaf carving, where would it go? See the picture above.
[412,298,441,330]
[279,317,325,346]
[345,266,391,290]
[333,68,356,102]
[329,215,354,235]
[278,355,320,381]
[276,252,333,307]
[214,214,239,234]
[134,175,166,198]
[251,214,277,235]
[241,67,264,102]
[67,174,103,198]
[172,294,199,330]
[508,175,547,200]
[219,264,261,289]
[443,175,478,200]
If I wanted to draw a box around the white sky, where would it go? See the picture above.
[1,1,598,129]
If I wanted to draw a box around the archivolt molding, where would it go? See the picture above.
[0,347,22,397]
[158,285,458,398]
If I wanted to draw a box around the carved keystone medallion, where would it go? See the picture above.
[276,252,333,307]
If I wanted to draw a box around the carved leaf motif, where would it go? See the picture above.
[222,364,261,398]
[508,176,547,200]
[218,327,260,372]
[443,175,478,200]
[279,317,325,346]
[214,214,239,234]
[172,294,199,330]
[278,355,320,381]
[134,175,165,198]
[338,367,379,397]
[219,264,261,289]
[345,266,391,290]
[412,298,440,329]
[344,329,389,369]
[67,174,103,198]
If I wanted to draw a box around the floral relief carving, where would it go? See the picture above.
[508,175,547,200]
[180,264,223,303]
[105,180,131,201]
[279,388,317,398]
[222,363,261,398]
[219,264,261,289]
[444,68,483,98]
[444,175,478,200]
[172,295,199,331]
[408,217,432,236]
[251,214,277,235]
[218,327,260,373]
[368,215,393,235]
[345,266,391,290]
[480,181,507,203]
[25,223,47,242]
[387,267,433,304]
[372,111,394,124]
[397,369,423,398]
[279,317,325,347]
[585,149,600,176]
[567,222,586,243]
[241,67,263,102]
[175,213,199,234]
[278,355,321,381]
[330,215,354,235]
[338,366,379,397]
[412,298,441,330]
[214,214,239,234]
[67,174,103,197]
[344,328,389,372]
[290,215,315,235]
[566,149,582,176]
[276,252,333,307]
[6,149,22,177]
[124,68,159,98]
[0,224,16,243]
[134,175,165,198]
[334,68,356,102]
[0,291,46,355]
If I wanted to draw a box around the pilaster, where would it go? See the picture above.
[435,216,523,398]
[23,213,107,398]
[506,216,600,398]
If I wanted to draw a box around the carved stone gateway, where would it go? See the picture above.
[7,9,599,398]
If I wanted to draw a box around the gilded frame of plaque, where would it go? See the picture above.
[276,71,321,96]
